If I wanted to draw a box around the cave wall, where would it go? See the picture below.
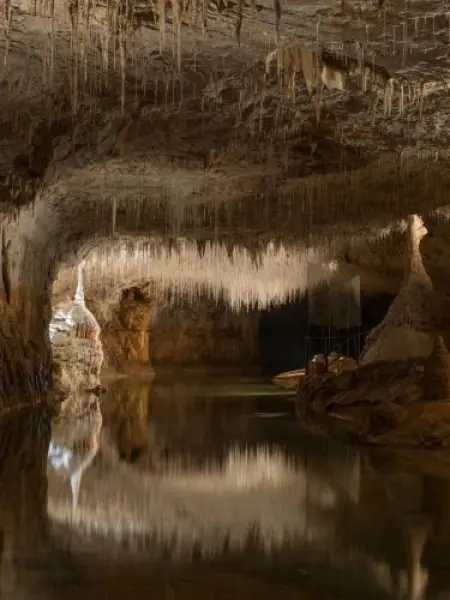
[88,285,396,373]
[86,290,260,369]
[149,299,259,365]
[0,214,58,406]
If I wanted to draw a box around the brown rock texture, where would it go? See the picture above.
[297,359,425,417]
[101,378,151,464]
[149,299,260,364]
[98,288,153,374]
[422,336,450,402]
[297,351,450,448]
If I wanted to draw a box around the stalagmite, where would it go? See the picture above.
[50,263,104,392]
[74,261,85,304]
[359,215,439,365]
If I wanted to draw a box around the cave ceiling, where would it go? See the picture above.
[2,0,450,262]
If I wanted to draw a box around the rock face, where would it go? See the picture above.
[149,299,259,364]
[297,350,450,448]
[95,288,153,374]
[83,287,259,375]
[298,360,424,416]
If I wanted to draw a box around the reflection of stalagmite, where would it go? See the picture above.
[69,431,101,511]
[360,215,438,365]
[49,400,102,511]
[399,523,430,600]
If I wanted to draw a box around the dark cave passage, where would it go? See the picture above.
[258,292,395,375]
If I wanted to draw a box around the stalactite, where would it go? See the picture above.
[119,26,126,115]
[69,0,80,114]
[158,0,166,52]
[112,197,117,234]
[1,0,12,67]
[103,0,110,87]
[173,0,182,70]
[74,261,85,304]
[274,0,281,41]
[49,0,55,87]
[0,229,10,305]
[55,218,405,314]
[235,0,243,45]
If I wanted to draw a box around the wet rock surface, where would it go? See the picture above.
[297,356,450,449]
[149,298,259,365]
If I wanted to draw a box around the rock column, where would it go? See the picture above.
[100,288,153,374]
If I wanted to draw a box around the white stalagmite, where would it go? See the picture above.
[49,260,104,391]
[74,260,85,304]
[359,215,436,365]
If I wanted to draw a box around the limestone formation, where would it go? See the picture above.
[2,0,450,403]
[50,264,104,392]
[97,287,153,374]
[421,336,450,402]
[360,215,439,365]
[297,359,424,418]
[149,298,260,364]
[296,351,450,448]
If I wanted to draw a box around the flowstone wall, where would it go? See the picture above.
[149,299,260,365]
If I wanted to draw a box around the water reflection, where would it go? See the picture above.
[49,397,102,510]
[4,373,450,598]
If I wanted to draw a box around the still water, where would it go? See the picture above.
[3,368,450,599]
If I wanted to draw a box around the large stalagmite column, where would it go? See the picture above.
[359,215,440,365]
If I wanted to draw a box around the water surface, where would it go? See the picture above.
[3,369,450,599]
